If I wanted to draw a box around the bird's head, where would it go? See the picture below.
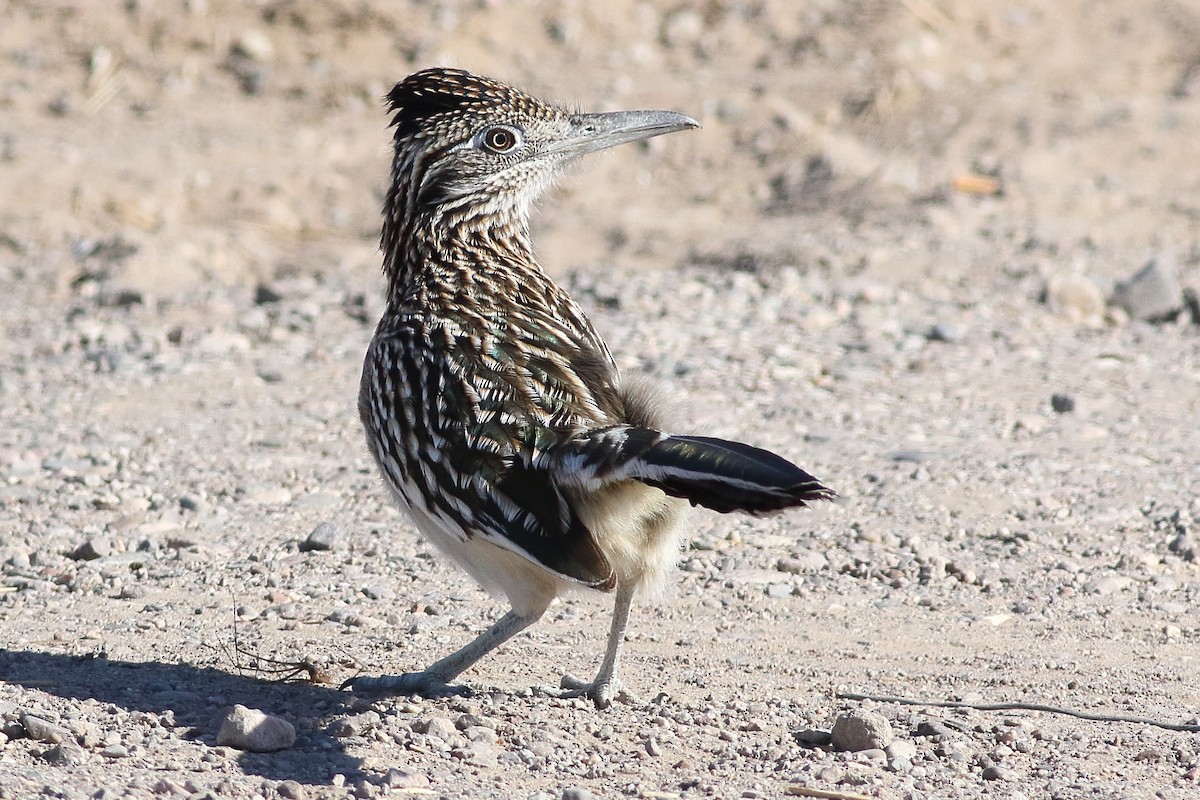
[382,68,699,230]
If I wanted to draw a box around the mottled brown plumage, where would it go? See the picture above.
[351,68,834,707]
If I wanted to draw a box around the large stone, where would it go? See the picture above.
[215,705,295,752]
[831,710,894,752]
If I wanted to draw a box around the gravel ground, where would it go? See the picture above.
[1,1,1199,798]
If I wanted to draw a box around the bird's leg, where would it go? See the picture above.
[346,607,545,696]
[560,581,639,709]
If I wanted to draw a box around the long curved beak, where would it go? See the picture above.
[551,110,700,159]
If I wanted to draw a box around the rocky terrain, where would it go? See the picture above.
[1,1,1198,798]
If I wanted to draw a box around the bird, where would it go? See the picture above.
[349,67,835,709]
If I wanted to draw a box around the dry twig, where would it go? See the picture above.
[837,691,1200,733]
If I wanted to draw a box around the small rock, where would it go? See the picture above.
[215,705,295,752]
[152,777,189,796]
[361,583,393,601]
[926,323,960,343]
[254,283,284,304]
[817,765,845,783]
[1044,274,1104,324]
[1110,257,1182,322]
[464,739,499,765]
[915,720,956,738]
[277,779,306,799]
[886,739,918,764]
[455,713,496,731]
[776,550,827,573]
[232,30,274,62]
[765,582,792,599]
[982,764,1013,781]
[1168,532,1196,562]
[21,713,68,743]
[40,741,87,765]
[179,494,204,512]
[562,789,596,800]
[300,522,339,552]
[101,743,129,758]
[794,727,833,746]
[71,536,114,561]
[380,769,429,789]
[1050,393,1075,413]
[415,715,459,742]
[831,710,894,752]
[328,712,379,738]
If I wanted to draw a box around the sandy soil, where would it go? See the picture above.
[1,1,1199,798]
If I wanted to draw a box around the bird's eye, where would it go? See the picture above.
[480,126,521,154]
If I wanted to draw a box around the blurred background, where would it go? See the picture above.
[2,0,1196,301]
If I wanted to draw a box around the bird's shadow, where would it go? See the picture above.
[1,648,365,786]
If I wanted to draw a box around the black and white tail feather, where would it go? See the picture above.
[549,425,836,515]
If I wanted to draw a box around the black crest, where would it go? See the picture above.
[386,68,549,140]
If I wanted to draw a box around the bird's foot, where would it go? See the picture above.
[340,671,468,698]
[556,672,640,710]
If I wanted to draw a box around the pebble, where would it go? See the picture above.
[152,777,189,796]
[776,550,827,573]
[300,522,339,552]
[70,536,114,561]
[1110,257,1182,322]
[102,743,130,758]
[831,710,894,751]
[215,705,295,752]
[455,713,496,730]
[277,780,306,799]
[178,494,204,512]
[794,728,832,746]
[1044,274,1104,324]
[1168,532,1196,562]
[926,322,960,343]
[232,30,274,62]
[562,789,596,800]
[886,739,918,763]
[254,283,284,304]
[765,582,793,598]
[328,711,380,738]
[41,741,88,765]
[982,764,1013,781]
[380,769,429,789]
[916,720,956,738]
[1050,393,1075,413]
[417,715,460,743]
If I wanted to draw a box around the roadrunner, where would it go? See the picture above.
[351,68,835,708]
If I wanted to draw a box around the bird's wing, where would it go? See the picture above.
[361,312,617,589]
